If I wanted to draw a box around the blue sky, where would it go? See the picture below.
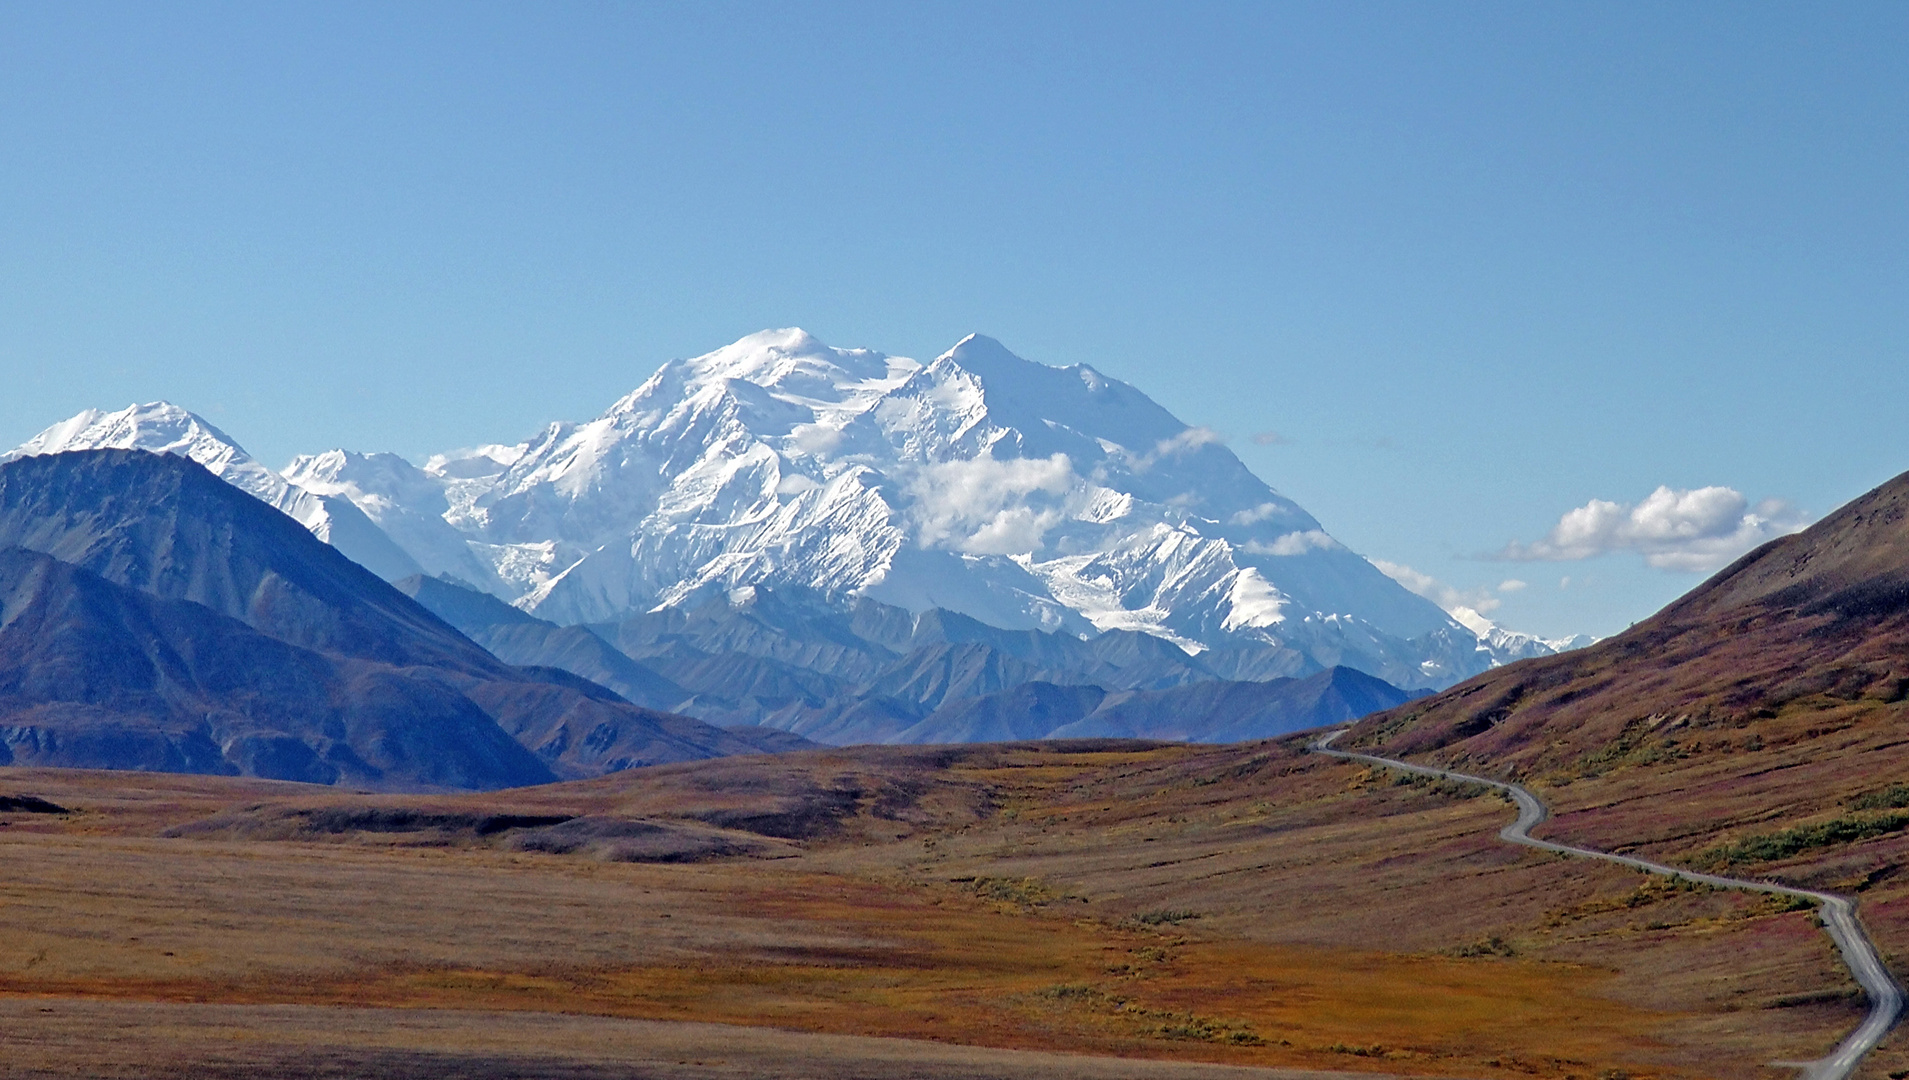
[2,2,1904,638]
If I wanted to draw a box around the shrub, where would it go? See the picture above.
[1696,812,1909,868]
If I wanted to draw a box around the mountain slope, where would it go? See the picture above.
[0,448,492,672]
[892,682,1109,743]
[1450,607,1598,666]
[0,546,551,788]
[1326,470,1909,1051]
[398,573,1415,748]
[1348,466,1909,775]
[394,573,695,713]
[285,450,505,588]
[0,450,785,784]
[12,335,1587,694]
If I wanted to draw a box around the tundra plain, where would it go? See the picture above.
[1,736,1890,1080]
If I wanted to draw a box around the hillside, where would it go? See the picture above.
[1347,466,1909,777]
[0,546,542,787]
[1330,467,1909,1070]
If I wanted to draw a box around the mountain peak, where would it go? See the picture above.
[676,328,900,395]
[942,332,1010,358]
[938,334,1108,388]
[935,331,1048,380]
[3,401,244,470]
[371,331,1489,687]
[7,402,424,582]
[6,401,288,508]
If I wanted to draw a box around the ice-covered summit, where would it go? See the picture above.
[381,329,1490,687]
[8,403,284,501]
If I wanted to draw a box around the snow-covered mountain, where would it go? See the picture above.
[364,328,1504,689]
[9,331,1587,690]
[1449,606,1598,666]
[282,449,506,590]
[1,403,422,580]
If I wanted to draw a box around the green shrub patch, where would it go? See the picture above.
[1696,812,1909,869]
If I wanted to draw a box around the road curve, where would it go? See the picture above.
[1310,728,1902,1080]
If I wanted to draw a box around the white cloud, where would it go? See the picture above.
[1498,486,1807,572]
[1229,502,1282,525]
[787,423,843,456]
[1372,559,1520,617]
[1124,426,1228,475]
[907,453,1077,556]
[1251,430,1292,446]
[1154,426,1226,458]
[1244,529,1340,556]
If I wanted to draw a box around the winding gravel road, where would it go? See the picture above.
[1311,728,1902,1080]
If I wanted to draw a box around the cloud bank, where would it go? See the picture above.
[1498,486,1807,572]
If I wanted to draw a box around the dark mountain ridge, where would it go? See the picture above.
[0,448,481,672]
[901,666,1421,744]
[394,574,695,713]
[0,451,787,787]
[406,571,1421,747]
[0,546,544,787]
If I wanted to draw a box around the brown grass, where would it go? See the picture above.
[0,740,1873,1078]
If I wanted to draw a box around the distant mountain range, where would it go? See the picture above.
[8,330,1588,698]
[0,331,1598,784]
[399,573,1426,745]
[0,449,1430,789]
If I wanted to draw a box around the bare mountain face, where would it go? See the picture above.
[0,450,791,787]
[1347,466,1909,774]
[0,546,543,787]
[16,332,1580,698]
